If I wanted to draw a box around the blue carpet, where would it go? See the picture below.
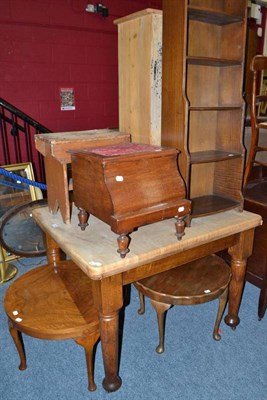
[0,257,266,400]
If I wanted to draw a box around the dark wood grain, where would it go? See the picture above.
[161,0,246,217]
[71,143,191,257]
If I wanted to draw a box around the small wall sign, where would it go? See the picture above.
[60,88,75,111]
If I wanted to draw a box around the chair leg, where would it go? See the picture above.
[243,127,259,186]
[8,318,27,371]
[75,331,100,392]
[137,290,145,315]
[150,299,171,354]
[213,287,228,341]
[258,287,267,321]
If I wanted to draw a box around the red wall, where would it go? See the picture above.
[0,0,162,133]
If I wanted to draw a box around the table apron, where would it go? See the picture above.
[122,233,239,285]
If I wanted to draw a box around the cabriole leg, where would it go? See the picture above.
[75,331,100,392]
[137,290,145,315]
[150,300,171,354]
[8,318,27,371]
[213,287,228,341]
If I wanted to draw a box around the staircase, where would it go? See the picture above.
[0,98,51,183]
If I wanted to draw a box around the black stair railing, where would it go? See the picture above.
[0,98,51,184]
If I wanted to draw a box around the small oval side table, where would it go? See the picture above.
[4,259,100,391]
[135,254,231,353]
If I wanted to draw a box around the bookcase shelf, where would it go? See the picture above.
[188,6,244,25]
[190,150,241,164]
[191,195,240,217]
[161,0,247,218]
[187,56,242,67]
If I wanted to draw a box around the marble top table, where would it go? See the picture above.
[33,206,262,392]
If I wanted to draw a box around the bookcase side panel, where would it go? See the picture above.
[161,0,189,182]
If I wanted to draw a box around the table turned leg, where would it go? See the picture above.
[91,275,123,392]
[46,234,62,265]
[224,229,255,329]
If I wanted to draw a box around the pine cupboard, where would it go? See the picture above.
[114,9,162,145]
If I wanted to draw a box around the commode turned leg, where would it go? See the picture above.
[77,208,89,231]
[175,216,186,241]
[117,234,130,258]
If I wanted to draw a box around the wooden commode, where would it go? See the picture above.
[35,129,130,224]
[70,143,191,257]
